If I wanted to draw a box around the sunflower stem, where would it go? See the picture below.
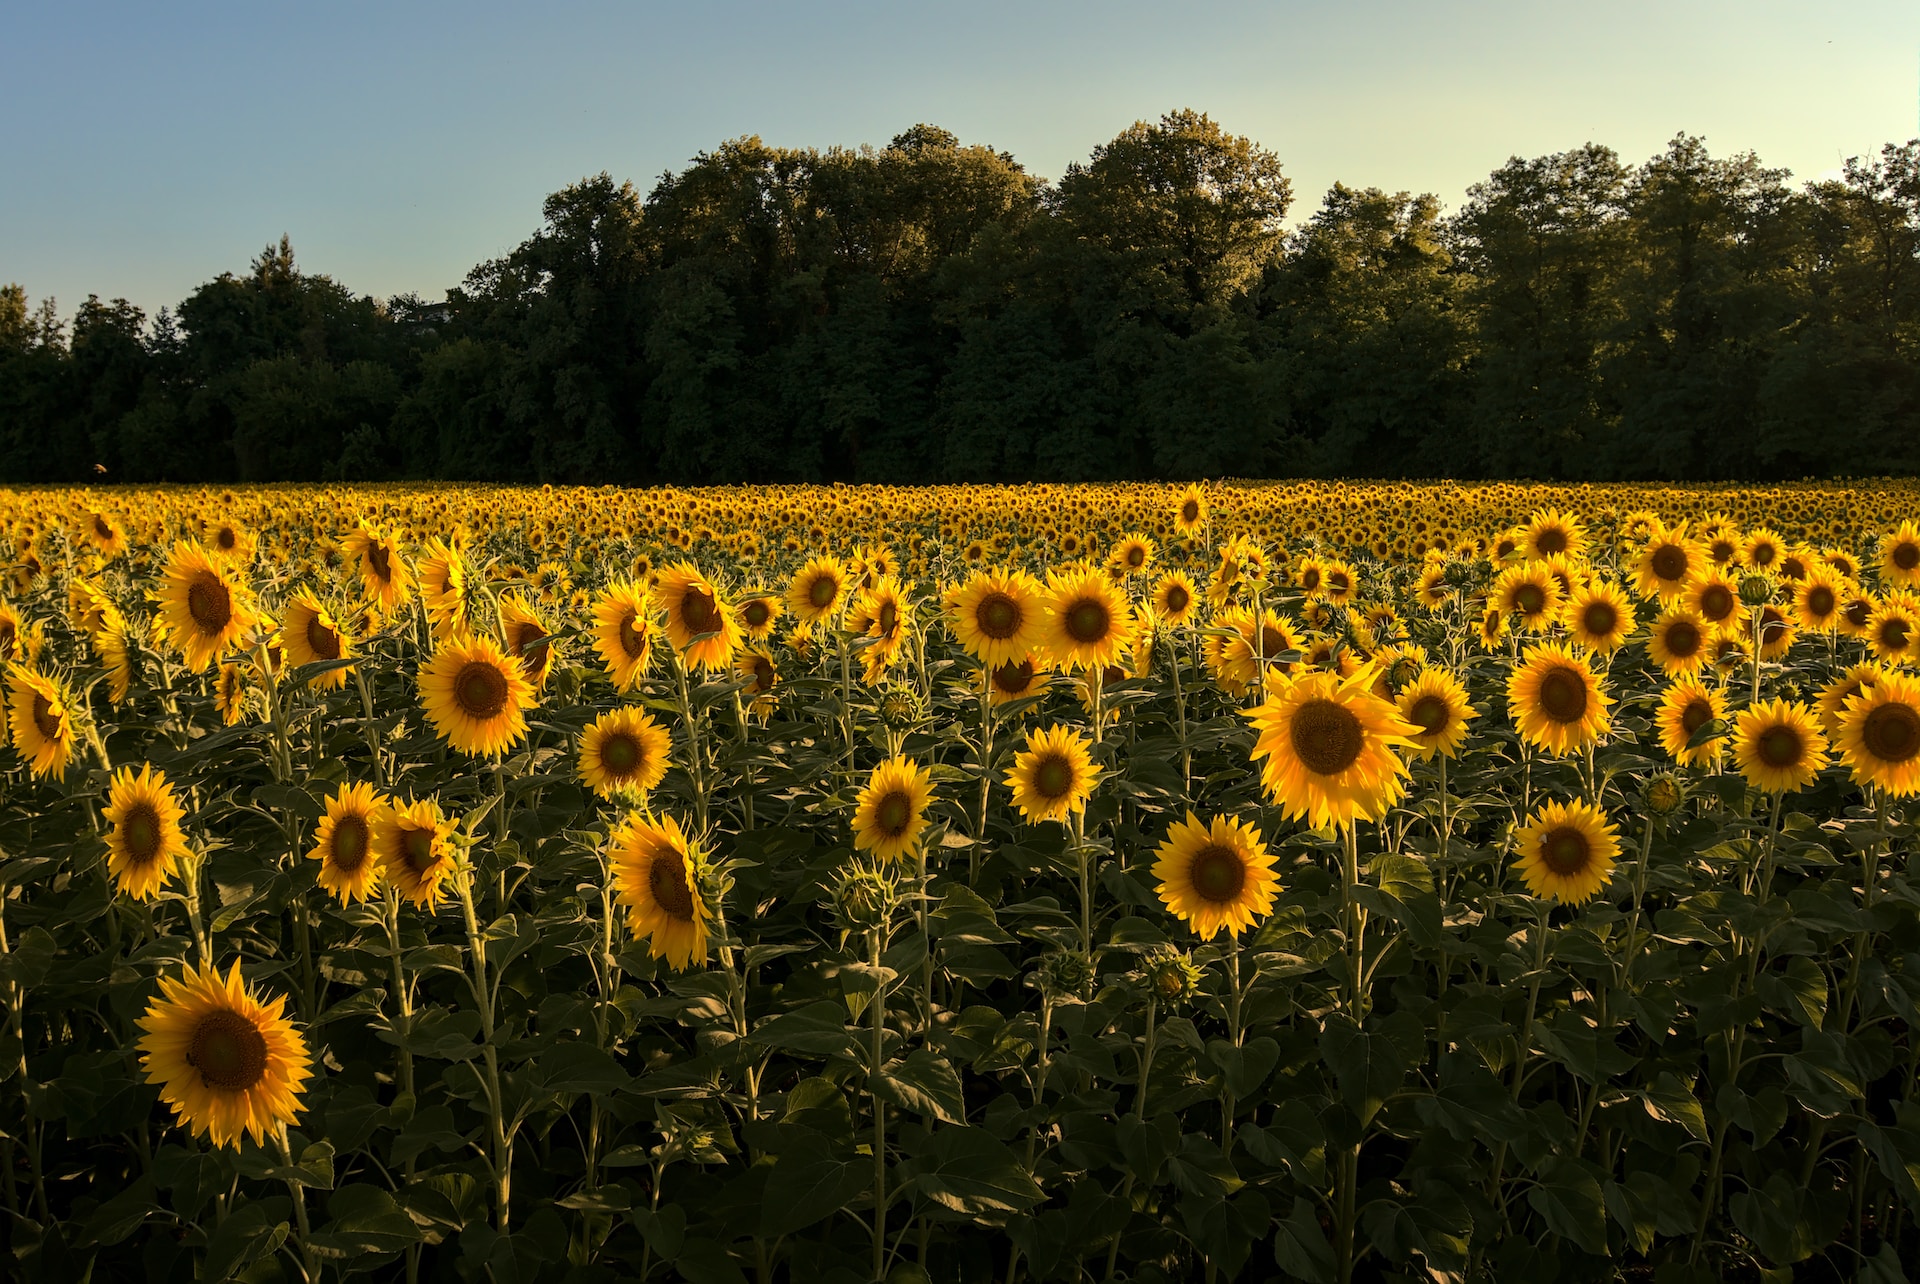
[274,1126,319,1284]
[973,664,993,884]
[868,924,889,1284]
[456,860,513,1232]
[353,660,385,786]
[673,653,710,838]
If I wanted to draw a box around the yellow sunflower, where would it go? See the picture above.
[988,656,1052,707]
[1043,566,1131,672]
[1685,569,1747,635]
[343,521,414,611]
[1396,667,1478,760]
[592,580,653,691]
[213,661,249,726]
[137,962,311,1148]
[281,587,353,690]
[1755,604,1797,662]
[1507,642,1612,757]
[851,756,935,862]
[1475,604,1510,652]
[1817,663,1883,738]
[1631,523,1702,601]
[737,647,779,715]
[500,594,558,689]
[6,664,75,779]
[655,562,740,671]
[1655,677,1728,766]
[948,569,1047,668]
[607,812,709,970]
[1492,562,1562,633]
[417,536,469,640]
[1173,484,1208,536]
[417,633,534,757]
[103,764,190,899]
[1742,527,1787,573]
[787,556,851,625]
[1152,811,1279,939]
[1246,664,1416,830]
[1835,668,1920,796]
[1004,724,1100,824]
[155,540,257,672]
[1732,699,1830,794]
[1878,520,1920,589]
[1512,800,1619,906]
[1645,606,1711,678]
[1522,509,1587,562]
[1866,595,1917,666]
[1151,570,1199,626]
[735,592,783,641]
[308,782,388,904]
[1562,579,1636,654]
[373,798,457,908]
[578,706,673,801]
[1108,533,1156,578]
[1793,568,1848,634]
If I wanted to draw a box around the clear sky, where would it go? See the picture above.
[4,0,1916,322]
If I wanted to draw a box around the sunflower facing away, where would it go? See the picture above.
[1512,799,1620,906]
[1044,566,1131,672]
[592,580,654,691]
[6,664,75,779]
[374,798,458,908]
[103,764,190,899]
[308,782,389,904]
[656,562,741,670]
[608,812,709,970]
[417,632,534,757]
[1655,677,1727,766]
[1005,724,1100,824]
[1246,664,1416,830]
[1732,698,1831,794]
[852,756,935,862]
[137,962,311,1149]
[282,587,353,690]
[578,706,673,801]
[156,540,257,672]
[948,569,1047,668]
[1152,811,1279,939]
[1507,642,1612,758]
[1396,667,1478,761]
[1836,667,1920,796]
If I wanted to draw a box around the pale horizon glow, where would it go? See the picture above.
[3,0,1916,323]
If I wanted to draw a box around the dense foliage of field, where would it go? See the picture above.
[3,478,1920,1283]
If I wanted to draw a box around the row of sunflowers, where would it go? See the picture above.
[2,479,1919,1283]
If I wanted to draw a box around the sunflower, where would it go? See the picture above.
[1492,562,1562,633]
[137,962,311,1149]
[1396,667,1478,760]
[592,580,654,691]
[988,656,1051,707]
[1685,569,1747,635]
[1151,811,1279,939]
[1732,698,1830,794]
[417,632,534,757]
[1755,605,1796,662]
[1475,604,1510,651]
[948,569,1047,668]
[6,664,75,779]
[1645,606,1711,678]
[851,575,914,679]
[98,610,137,704]
[1562,579,1636,654]
[1151,570,1199,626]
[607,812,709,970]
[308,782,388,904]
[656,562,740,671]
[1004,724,1100,824]
[852,756,934,862]
[1246,664,1415,830]
[1512,800,1620,906]
[578,706,672,801]
[1415,562,1450,610]
[155,540,256,672]
[82,509,128,559]
[374,798,457,908]
[787,557,851,625]
[103,764,190,898]
[1793,568,1848,634]
[1835,668,1920,796]
[1173,485,1208,536]
[1043,567,1131,672]
[1631,522,1701,601]
[1817,663,1883,737]
[735,592,783,641]
[343,521,414,610]
[1866,595,1917,666]
[417,536,469,639]
[281,587,353,690]
[213,661,249,726]
[1837,587,1879,641]
[1522,509,1587,562]
[0,601,24,664]
[1108,533,1155,578]
[1655,677,1727,765]
[500,594,558,689]
[738,647,779,714]
[1878,520,1920,589]
[1507,642,1612,757]
[1742,527,1788,573]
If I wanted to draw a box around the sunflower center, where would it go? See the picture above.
[1033,754,1074,800]
[366,544,392,583]
[1699,584,1734,622]
[1758,725,1803,768]
[1896,542,1920,571]
[0,620,14,657]
[682,587,718,634]
[511,623,550,677]
[743,600,770,628]
[1650,545,1688,581]
[879,602,899,638]
[874,789,913,836]
[1681,699,1714,735]
[1581,602,1618,636]
[1845,599,1872,628]
[1514,584,1546,615]
[1300,568,1322,592]
[454,661,510,720]
[1540,826,1591,876]
[1164,584,1190,615]
[1258,625,1287,659]
[330,815,371,872]
[1126,547,1145,568]
[216,527,237,551]
[1065,599,1110,645]
[994,660,1035,695]
[807,576,838,610]
[186,575,232,635]
[975,592,1020,640]
[648,851,696,921]
[1662,621,1702,659]
[400,825,437,874]
[1538,667,1589,724]
[1535,528,1568,556]
[1328,571,1351,594]
[601,732,642,776]
[618,610,645,659]
[94,516,113,539]
[1881,619,1911,650]
[1290,698,1366,775]
[189,1009,268,1092]
[1181,500,1200,524]
[122,803,162,865]
[306,615,340,660]
[1807,586,1835,616]
[1189,844,1247,903]
[1408,694,1449,736]
[1862,704,1920,764]
[30,692,63,742]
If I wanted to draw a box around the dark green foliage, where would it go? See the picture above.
[6,124,1920,484]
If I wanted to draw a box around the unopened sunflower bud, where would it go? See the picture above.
[1141,946,1204,1007]
[878,687,925,730]
[1038,950,1094,999]
[831,867,897,934]
[1644,774,1687,817]
[1738,574,1775,606]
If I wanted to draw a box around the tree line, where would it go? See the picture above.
[5,112,1917,485]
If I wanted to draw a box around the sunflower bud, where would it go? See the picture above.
[878,686,925,730]
[1738,574,1775,606]
[830,866,898,935]
[1643,773,1687,818]
[1037,950,1094,999]
[1140,946,1204,1007]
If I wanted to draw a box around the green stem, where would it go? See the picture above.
[456,862,512,1231]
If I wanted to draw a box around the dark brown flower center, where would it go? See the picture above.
[189,1009,268,1092]
[1514,584,1546,615]
[1534,528,1568,556]
[330,815,370,873]
[1065,598,1110,645]
[1699,584,1734,622]
[1126,546,1146,568]
[878,601,900,639]
[1581,602,1618,637]
[121,802,162,865]
[1862,703,1920,764]
[1033,754,1074,800]
[366,543,392,583]
[1758,724,1803,768]
[1895,542,1920,571]
[1300,568,1323,592]
[874,789,914,836]
[1537,666,1589,723]
[1163,584,1190,615]
[30,692,63,743]
[1408,694,1449,736]
[1681,699,1714,735]
[1180,500,1200,524]
[648,849,695,921]
[1540,826,1590,875]
[454,661,509,719]
[748,656,774,691]
[1661,620,1702,659]
[743,600,771,629]
[400,825,438,874]
[510,622,550,680]
[215,527,238,551]
[1806,586,1835,617]
[681,587,718,634]
[1650,544,1688,581]
[187,575,232,635]
[994,660,1036,695]
[1290,697,1365,775]
[1844,598,1872,628]
[617,610,645,660]
[807,575,838,609]
[305,614,340,660]
[975,591,1020,640]
[1880,618,1911,651]
[601,731,642,777]
[1190,844,1247,903]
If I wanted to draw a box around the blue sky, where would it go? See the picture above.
[4,1,1916,322]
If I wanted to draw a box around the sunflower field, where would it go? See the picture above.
[5,478,1920,1284]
